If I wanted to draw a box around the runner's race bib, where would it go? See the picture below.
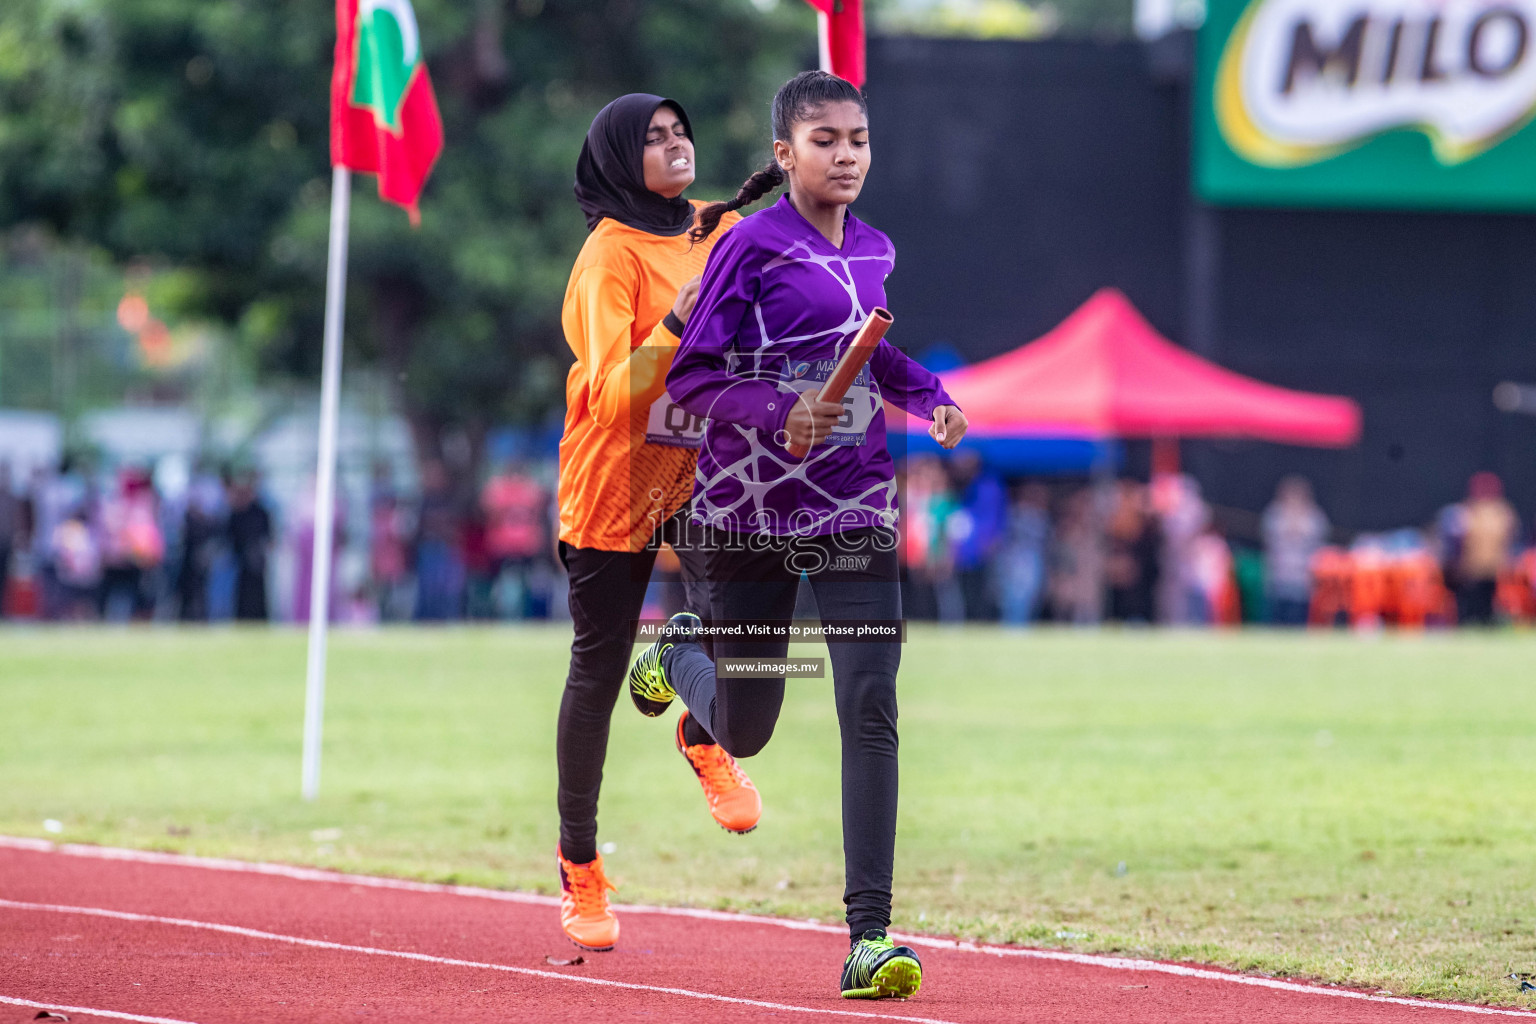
[645,391,708,448]
[785,359,877,447]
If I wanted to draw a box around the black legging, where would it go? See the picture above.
[556,509,713,864]
[663,527,902,938]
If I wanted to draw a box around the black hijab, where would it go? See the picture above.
[574,93,695,236]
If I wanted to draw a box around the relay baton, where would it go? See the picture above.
[786,307,894,458]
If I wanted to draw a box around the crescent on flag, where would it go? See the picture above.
[359,0,419,67]
[349,0,423,133]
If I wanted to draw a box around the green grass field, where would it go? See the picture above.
[3,626,1535,1006]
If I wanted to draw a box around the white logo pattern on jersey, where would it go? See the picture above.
[694,237,899,537]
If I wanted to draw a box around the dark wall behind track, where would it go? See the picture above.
[859,34,1536,535]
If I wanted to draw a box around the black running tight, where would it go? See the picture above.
[662,527,902,938]
[555,510,713,865]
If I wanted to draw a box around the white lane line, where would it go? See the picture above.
[897,942,1536,1018]
[0,994,203,1024]
[5,837,1535,1018]
[0,837,560,905]
[0,898,959,1024]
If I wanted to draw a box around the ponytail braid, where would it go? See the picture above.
[690,160,786,244]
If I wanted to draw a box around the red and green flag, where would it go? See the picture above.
[331,0,443,222]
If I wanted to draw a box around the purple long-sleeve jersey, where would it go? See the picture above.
[667,194,956,537]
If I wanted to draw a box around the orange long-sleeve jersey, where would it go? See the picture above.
[558,201,740,552]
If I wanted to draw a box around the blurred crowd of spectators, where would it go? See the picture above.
[0,457,562,624]
[0,458,273,622]
[2,451,1533,630]
[897,454,1536,629]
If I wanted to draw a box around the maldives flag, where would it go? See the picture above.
[331,0,443,222]
[801,0,865,88]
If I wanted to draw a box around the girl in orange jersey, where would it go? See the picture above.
[553,94,759,953]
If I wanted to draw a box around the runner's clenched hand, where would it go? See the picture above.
[930,405,967,449]
[671,276,702,326]
[784,389,846,449]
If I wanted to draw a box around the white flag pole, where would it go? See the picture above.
[302,164,352,802]
[817,9,832,72]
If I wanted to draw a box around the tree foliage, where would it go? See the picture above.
[0,0,811,466]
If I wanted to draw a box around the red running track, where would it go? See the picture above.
[1,837,1532,1024]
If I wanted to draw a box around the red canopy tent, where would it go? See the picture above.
[903,288,1361,450]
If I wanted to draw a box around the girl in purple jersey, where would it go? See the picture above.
[625,71,967,1001]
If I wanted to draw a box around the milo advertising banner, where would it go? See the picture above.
[1196,0,1536,209]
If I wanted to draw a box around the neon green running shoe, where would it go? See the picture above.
[627,611,700,717]
[840,929,922,999]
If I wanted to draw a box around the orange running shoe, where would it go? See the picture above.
[556,846,619,951]
[676,710,761,834]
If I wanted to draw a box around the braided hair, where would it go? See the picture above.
[690,70,868,244]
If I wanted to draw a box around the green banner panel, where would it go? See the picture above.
[1195,0,1536,210]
